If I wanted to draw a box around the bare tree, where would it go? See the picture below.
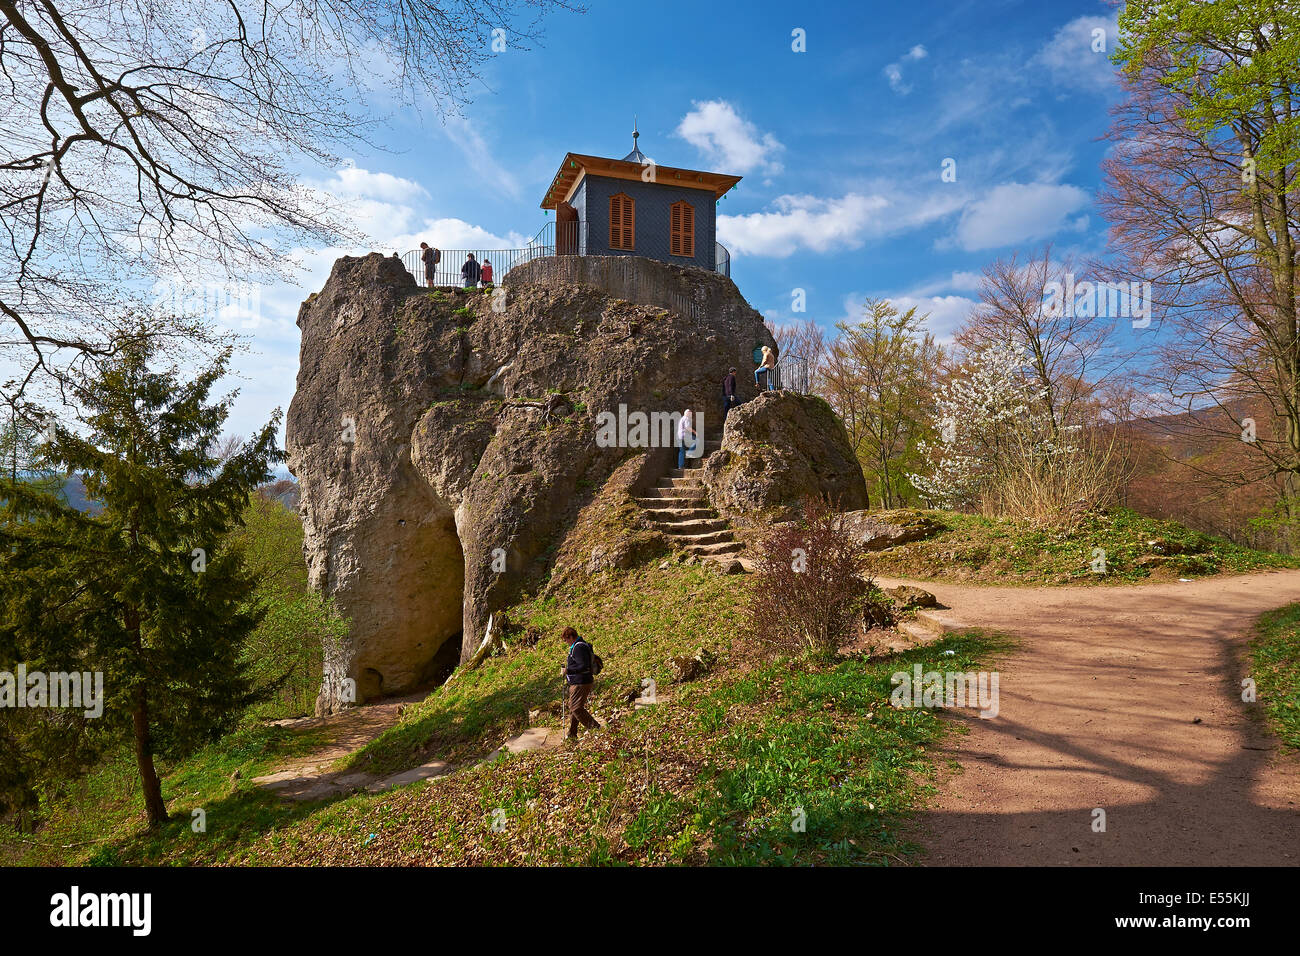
[1100,10,1300,512]
[955,245,1120,439]
[765,317,826,392]
[0,0,577,408]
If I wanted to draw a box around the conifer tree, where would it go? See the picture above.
[0,331,281,826]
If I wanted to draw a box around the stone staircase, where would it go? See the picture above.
[634,438,748,568]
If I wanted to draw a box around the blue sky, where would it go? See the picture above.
[226,0,1125,442]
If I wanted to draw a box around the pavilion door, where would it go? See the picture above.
[557,202,578,255]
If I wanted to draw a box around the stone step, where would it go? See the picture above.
[638,488,707,501]
[634,500,714,516]
[896,620,943,647]
[651,518,728,534]
[666,529,734,546]
[687,541,744,556]
[649,506,718,520]
[657,476,703,489]
[913,608,964,636]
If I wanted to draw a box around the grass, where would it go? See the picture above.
[1,722,326,866]
[868,507,1297,585]
[1250,604,1300,750]
[3,557,1006,867]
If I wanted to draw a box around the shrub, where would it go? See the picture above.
[748,497,886,656]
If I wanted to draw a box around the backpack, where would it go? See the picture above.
[432,248,441,264]
[569,641,602,678]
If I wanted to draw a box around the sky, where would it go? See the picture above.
[217,0,1128,445]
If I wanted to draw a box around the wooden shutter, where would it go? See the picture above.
[671,201,694,257]
[609,193,634,250]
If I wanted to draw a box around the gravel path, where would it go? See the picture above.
[881,571,1300,865]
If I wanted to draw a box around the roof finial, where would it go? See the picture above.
[622,116,648,164]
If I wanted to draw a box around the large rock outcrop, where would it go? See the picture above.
[287,253,781,713]
[701,391,867,525]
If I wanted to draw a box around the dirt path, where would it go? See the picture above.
[877,571,1300,866]
[253,691,567,801]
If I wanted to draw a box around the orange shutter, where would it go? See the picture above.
[671,201,694,257]
[609,194,634,250]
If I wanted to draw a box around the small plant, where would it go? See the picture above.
[453,306,472,319]
[749,496,885,656]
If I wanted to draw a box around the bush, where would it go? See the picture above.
[225,492,339,719]
[748,497,886,656]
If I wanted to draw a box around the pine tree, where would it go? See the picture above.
[0,333,281,827]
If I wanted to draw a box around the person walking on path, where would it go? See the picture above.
[461,253,481,288]
[721,367,739,421]
[480,258,494,287]
[754,345,777,391]
[559,626,601,739]
[420,242,440,288]
[677,407,697,470]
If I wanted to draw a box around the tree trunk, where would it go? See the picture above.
[132,683,168,827]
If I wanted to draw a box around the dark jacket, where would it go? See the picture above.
[722,372,737,399]
[564,640,595,685]
[462,258,481,283]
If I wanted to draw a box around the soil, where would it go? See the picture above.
[880,571,1300,865]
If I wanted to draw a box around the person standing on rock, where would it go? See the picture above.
[560,626,601,739]
[754,345,777,391]
[677,407,697,470]
[461,253,481,288]
[721,367,739,421]
[480,257,494,287]
[420,242,440,288]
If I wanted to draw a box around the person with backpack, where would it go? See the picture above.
[480,258,494,287]
[559,626,601,738]
[461,253,481,288]
[420,242,440,288]
[721,367,739,421]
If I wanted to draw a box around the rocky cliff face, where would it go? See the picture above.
[703,390,868,525]
[286,253,779,713]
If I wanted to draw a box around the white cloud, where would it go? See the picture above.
[836,286,976,344]
[719,185,965,258]
[884,44,928,95]
[1032,15,1119,92]
[676,100,784,177]
[328,165,429,203]
[891,294,976,341]
[719,193,886,257]
[947,182,1091,252]
[907,270,984,297]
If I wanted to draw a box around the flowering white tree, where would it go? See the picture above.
[911,342,1053,512]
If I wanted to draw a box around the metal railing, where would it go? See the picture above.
[770,354,813,394]
[527,220,732,278]
[402,221,732,288]
[402,246,545,288]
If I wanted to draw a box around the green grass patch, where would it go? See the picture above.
[1,722,326,866]
[869,507,1297,585]
[8,558,1007,867]
[1251,604,1300,749]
